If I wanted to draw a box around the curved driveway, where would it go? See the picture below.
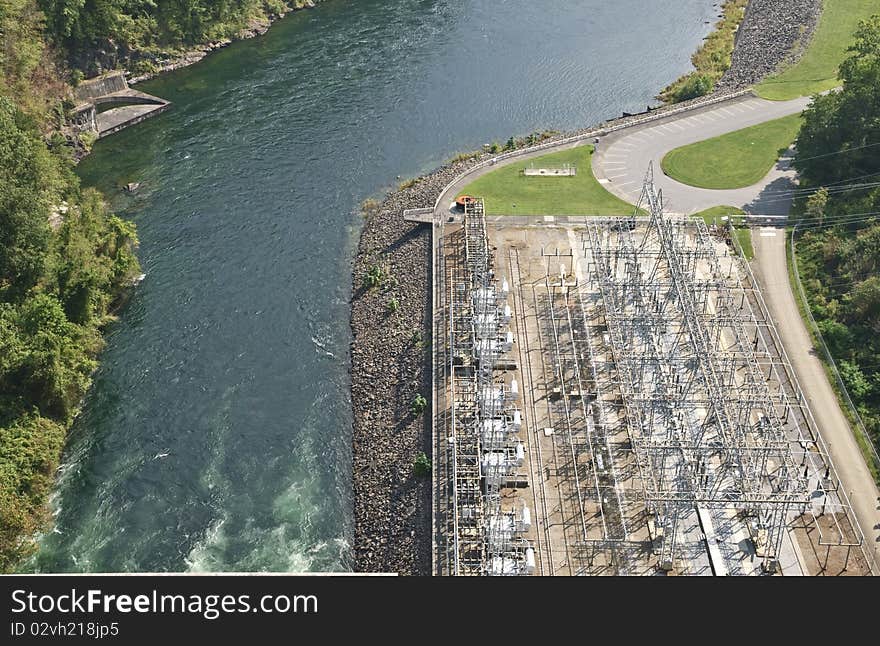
[592,93,811,214]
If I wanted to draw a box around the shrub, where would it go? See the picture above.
[451,150,481,163]
[413,452,432,477]
[411,393,427,416]
[364,264,383,290]
[360,198,380,218]
[672,73,713,102]
[398,178,418,190]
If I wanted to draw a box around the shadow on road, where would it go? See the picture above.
[743,149,797,217]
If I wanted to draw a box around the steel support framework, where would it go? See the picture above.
[449,199,532,575]
[583,166,811,572]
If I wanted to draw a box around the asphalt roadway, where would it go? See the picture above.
[592,93,812,215]
[752,228,880,571]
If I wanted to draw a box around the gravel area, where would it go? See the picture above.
[350,162,468,575]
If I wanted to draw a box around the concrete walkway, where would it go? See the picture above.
[592,93,812,214]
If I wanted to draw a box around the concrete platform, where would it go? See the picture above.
[73,71,170,138]
[97,102,171,137]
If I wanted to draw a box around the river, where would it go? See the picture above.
[34,0,717,572]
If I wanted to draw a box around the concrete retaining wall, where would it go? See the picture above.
[75,71,129,101]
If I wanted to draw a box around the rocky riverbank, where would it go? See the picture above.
[717,0,822,91]
[350,162,466,575]
[127,1,321,85]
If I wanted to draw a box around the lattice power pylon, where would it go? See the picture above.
[583,164,811,573]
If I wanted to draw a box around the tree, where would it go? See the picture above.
[850,275,880,332]
[0,0,146,574]
[0,97,54,298]
[789,14,880,454]
[12,293,100,420]
[839,360,873,401]
[795,16,880,187]
[805,187,828,226]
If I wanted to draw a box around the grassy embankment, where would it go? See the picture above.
[460,147,636,216]
[659,0,749,103]
[756,0,879,101]
[661,114,803,189]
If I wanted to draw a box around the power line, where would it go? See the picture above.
[793,140,880,163]
[756,179,880,199]
[794,210,880,227]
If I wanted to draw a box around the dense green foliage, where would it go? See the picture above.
[410,393,427,417]
[660,0,748,103]
[0,0,69,115]
[792,15,880,453]
[0,97,140,571]
[0,2,141,571]
[412,452,431,478]
[36,0,314,72]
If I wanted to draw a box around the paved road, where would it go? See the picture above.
[752,228,880,571]
[592,93,812,214]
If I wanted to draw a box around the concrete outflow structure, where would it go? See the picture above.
[72,72,170,138]
[433,167,874,576]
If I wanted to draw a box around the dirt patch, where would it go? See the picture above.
[792,512,870,576]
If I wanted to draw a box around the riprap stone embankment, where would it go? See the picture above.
[718,0,822,91]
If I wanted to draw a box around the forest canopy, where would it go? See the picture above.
[36,0,308,72]
[793,15,880,455]
[0,2,141,571]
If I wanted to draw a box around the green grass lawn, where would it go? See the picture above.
[734,227,754,260]
[459,146,636,215]
[756,0,878,100]
[692,205,746,225]
[660,114,802,189]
